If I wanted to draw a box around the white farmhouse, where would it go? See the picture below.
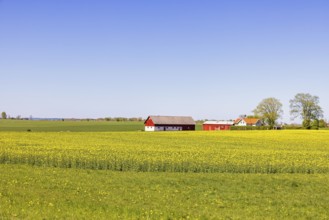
[234,118,262,126]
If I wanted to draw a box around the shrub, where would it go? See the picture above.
[230,126,271,131]
[303,119,311,129]
[311,119,319,130]
[282,125,303,130]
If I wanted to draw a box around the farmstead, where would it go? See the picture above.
[144,115,195,131]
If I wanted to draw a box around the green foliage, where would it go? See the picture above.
[302,119,322,130]
[1,112,7,119]
[290,93,323,121]
[311,119,320,130]
[230,126,270,130]
[246,115,260,119]
[283,125,304,130]
[319,119,327,128]
[253,97,283,128]
[303,119,311,129]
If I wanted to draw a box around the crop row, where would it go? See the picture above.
[1,131,329,173]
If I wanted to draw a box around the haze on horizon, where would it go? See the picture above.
[1,0,328,122]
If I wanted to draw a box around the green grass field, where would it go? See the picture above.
[1,126,329,219]
[0,120,145,132]
[1,164,329,219]
[0,119,203,132]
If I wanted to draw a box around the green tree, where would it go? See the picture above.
[311,119,319,130]
[246,115,260,119]
[253,97,283,129]
[1,112,7,119]
[302,119,311,129]
[319,119,327,128]
[290,93,323,124]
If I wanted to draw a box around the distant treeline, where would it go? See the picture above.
[50,117,145,122]
[100,117,144,122]
[0,111,145,122]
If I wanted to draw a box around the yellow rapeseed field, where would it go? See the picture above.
[1,130,328,173]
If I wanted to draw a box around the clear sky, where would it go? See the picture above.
[0,0,328,121]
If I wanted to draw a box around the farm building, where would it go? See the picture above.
[234,118,262,126]
[144,116,195,131]
[203,120,234,131]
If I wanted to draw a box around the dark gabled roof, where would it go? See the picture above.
[146,116,195,125]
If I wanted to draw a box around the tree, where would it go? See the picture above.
[290,93,323,129]
[311,119,319,130]
[319,119,327,128]
[253,97,283,129]
[1,112,7,119]
[302,119,311,129]
[246,115,260,119]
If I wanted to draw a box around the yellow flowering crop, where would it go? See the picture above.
[0,130,328,173]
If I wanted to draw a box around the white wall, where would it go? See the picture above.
[145,126,155,131]
[236,121,246,126]
[235,120,262,126]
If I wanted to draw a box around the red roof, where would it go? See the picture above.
[234,118,242,124]
[234,118,260,125]
[243,118,260,125]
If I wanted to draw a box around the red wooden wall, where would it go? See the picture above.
[203,124,231,131]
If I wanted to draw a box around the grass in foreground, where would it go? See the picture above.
[1,164,329,219]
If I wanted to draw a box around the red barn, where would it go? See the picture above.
[203,120,234,131]
[144,116,195,131]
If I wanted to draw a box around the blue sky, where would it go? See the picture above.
[0,0,328,121]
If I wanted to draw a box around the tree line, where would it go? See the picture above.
[0,112,17,119]
[253,93,326,129]
[0,113,144,122]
